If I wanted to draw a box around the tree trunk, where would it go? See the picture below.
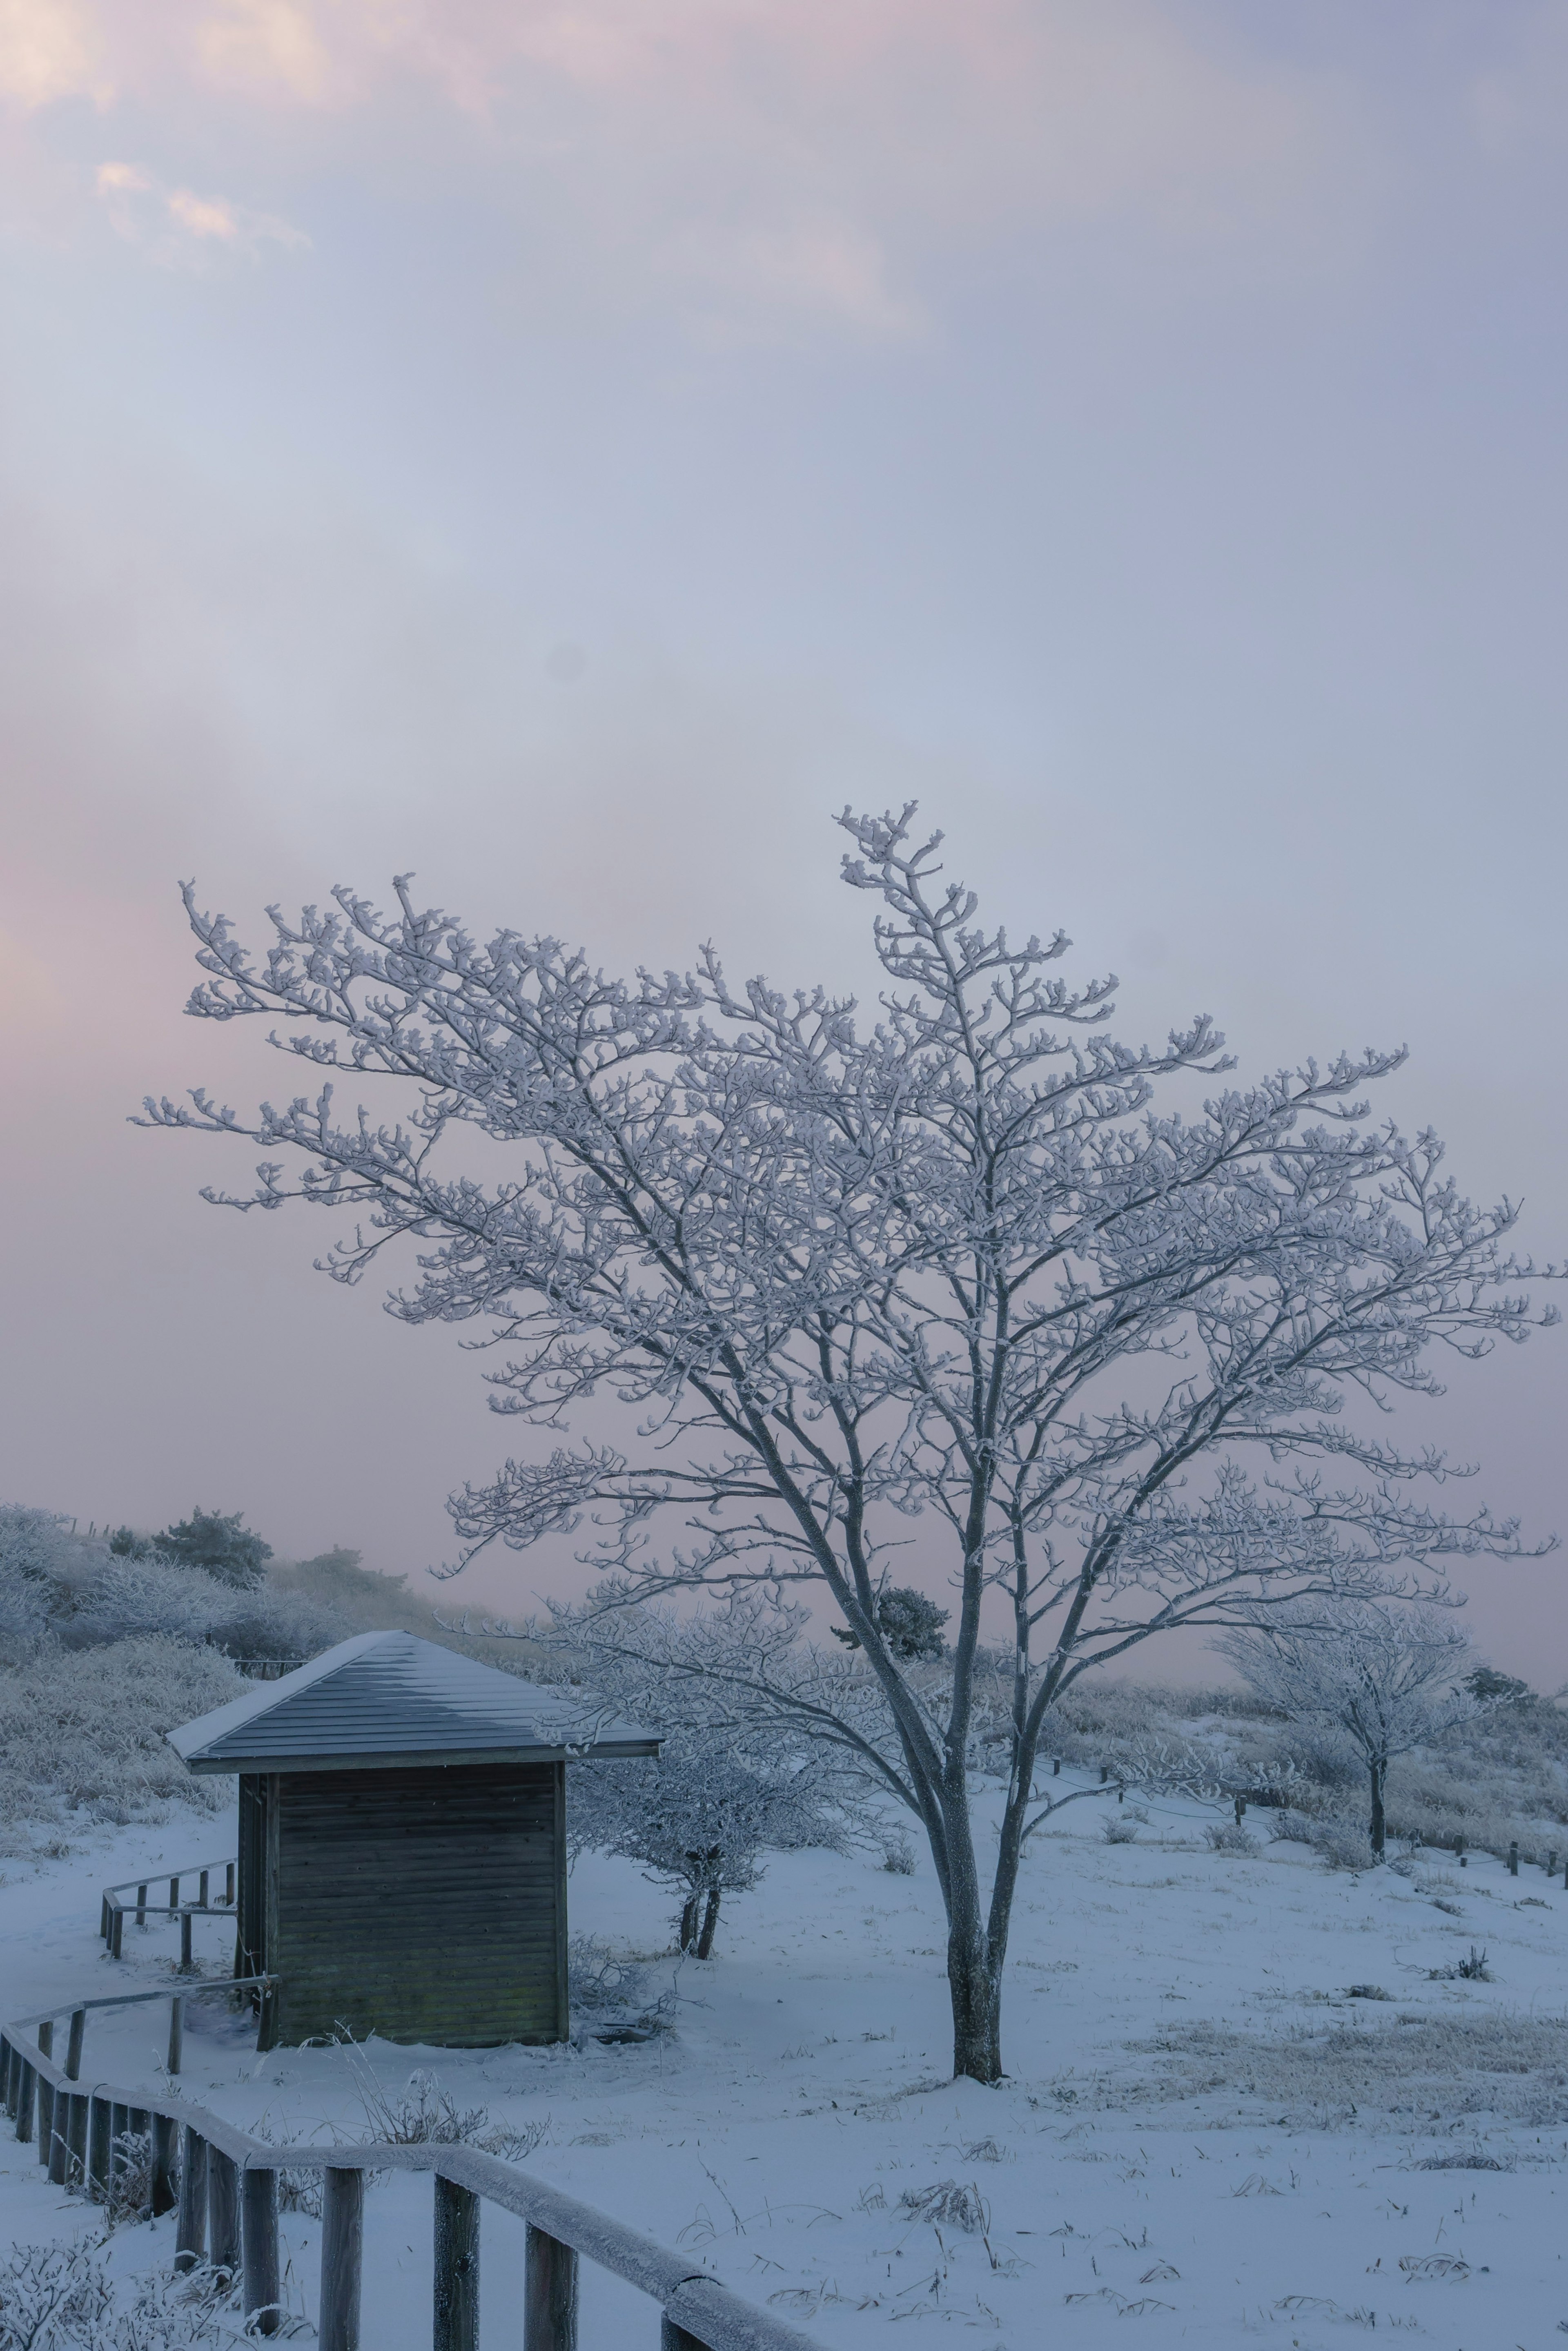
[678,1897,699,1954]
[1368,1757,1386,1858]
[696,1888,721,1960]
[947,1929,1002,2084]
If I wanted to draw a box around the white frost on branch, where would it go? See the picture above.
[145,805,1559,2078]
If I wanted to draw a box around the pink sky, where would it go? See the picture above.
[2,1,1566,1675]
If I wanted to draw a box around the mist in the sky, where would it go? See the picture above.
[1,1,1565,1675]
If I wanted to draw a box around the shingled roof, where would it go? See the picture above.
[167,1630,660,1775]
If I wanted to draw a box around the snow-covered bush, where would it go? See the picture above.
[0,1505,69,1657]
[0,1637,244,1835]
[67,1557,345,1666]
[1203,1822,1258,1856]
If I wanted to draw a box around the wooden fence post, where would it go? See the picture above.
[64,2010,84,2083]
[65,2092,88,2188]
[433,2176,480,2351]
[1509,1842,1520,1877]
[525,2224,578,2351]
[208,2147,241,2283]
[135,1884,147,1929]
[153,2115,178,2216]
[176,2128,208,2269]
[319,2168,365,2351]
[47,2086,68,2185]
[13,2061,33,2145]
[167,1997,184,2077]
[242,2166,281,2336]
[36,2023,53,2173]
[661,2319,707,2351]
[180,1912,194,1972]
[87,2096,111,2200]
[111,1908,124,1959]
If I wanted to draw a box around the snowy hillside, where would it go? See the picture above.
[1,1771,1564,2348]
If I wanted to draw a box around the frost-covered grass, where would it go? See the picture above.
[0,1638,243,1845]
[1041,1675,1568,1863]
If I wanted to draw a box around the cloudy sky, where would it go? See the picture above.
[2,2,1565,1671]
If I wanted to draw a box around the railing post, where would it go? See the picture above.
[525,2224,578,2351]
[169,1874,180,1914]
[153,2114,178,2216]
[64,2010,85,2082]
[226,1860,236,1907]
[199,1869,209,1909]
[135,1883,147,1929]
[99,1895,110,1942]
[433,2175,479,2351]
[661,2320,706,2351]
[242,2166,281,2336]
[319,2168,365,2351]
[176,2127,208,2268]
[111,1906,124,1961]
[65,2092,87,2189]
[209,2147,241,2284]
[36,2023,53,2173]
[0,2036,11,2112]
[167,1996,184,2077]
[14,2060,33,2144]
[47,2088,68,2185]
[180,1911,194,1972]
[87,2096,111,2199]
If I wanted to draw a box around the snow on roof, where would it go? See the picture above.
[167,1629,660,1774]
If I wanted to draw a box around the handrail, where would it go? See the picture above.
[0,1994,826,2351]
[101,1856,238,1964]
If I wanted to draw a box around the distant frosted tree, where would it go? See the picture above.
[146,806,1555,2080]
[158,1508,272,1590]
[1216,1600,1478,1857]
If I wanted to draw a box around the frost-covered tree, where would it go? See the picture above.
[158,1508,272,1590]
[574,1730,842,1958]
[144,807,1555,2080]
[1215,1600,1478,1856]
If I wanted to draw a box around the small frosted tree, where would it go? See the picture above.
[1216,1599,1478,1856]
[574,1729,842,1958]
[144,807,1555,2080]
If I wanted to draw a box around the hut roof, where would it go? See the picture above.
[167,1630,660,1775]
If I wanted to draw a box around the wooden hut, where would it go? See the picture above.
[168,1631,658,2050]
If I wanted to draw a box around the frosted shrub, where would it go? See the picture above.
[1102,1816,1140,1845]
[0,1638,244,1833]
[880,1828,918,1874]
[1203,1822,1258,1856]
[1310,1822,1377,1873]
[0,2237,112,2349]
[69,1561,343,1667]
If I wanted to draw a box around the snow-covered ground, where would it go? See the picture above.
[1,1777,1565,2349]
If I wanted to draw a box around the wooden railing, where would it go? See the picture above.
[0,1987,825,2351]
[100,1853,236,1965]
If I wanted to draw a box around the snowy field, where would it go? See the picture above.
[1,1776,1565,2350]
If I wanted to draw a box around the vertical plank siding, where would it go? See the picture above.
[261,1763,566,2048]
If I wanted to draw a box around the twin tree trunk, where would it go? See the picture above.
[678,1889,722,1961]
